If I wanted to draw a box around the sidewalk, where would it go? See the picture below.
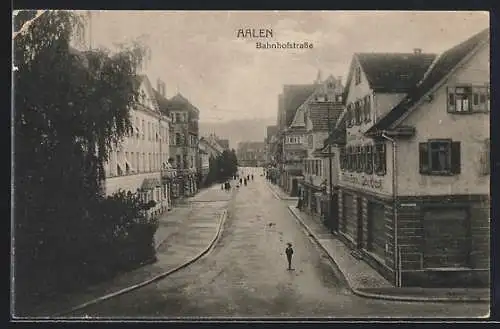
[22,185,229,318]
[266,181,299,201]
[267,182,490,303]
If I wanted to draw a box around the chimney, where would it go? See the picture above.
[413,48,422,55]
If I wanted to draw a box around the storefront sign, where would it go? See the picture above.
[341,173,383,190]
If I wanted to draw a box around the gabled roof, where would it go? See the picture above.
[344,52,437,97]
[366,28,489,135]
[283,84,318,127]
[308,102,344,131]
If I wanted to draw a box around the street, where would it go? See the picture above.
[69,168,489,319]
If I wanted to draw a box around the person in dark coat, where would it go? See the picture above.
[239,178,242,184]
[251,174,254,181]
[244,178,247,186]
[285,243,294,270]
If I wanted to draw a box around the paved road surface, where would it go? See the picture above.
[70,168,489,319]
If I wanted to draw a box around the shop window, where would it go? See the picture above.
[374,142,386,176]
[422,207,470,268]
[419,139,460,175]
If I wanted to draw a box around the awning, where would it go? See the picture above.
[140,178,161,191]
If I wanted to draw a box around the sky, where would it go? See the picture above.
[83,11,489,123]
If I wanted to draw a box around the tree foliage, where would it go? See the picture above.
[13,10,154,311]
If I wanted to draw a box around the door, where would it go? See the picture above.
[367,201,386,259]
[356,197,363,249]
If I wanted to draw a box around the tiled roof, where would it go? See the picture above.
[308,102,344,131]
[343,52,437,98]
[366,28,489,134]
[357,52,437,93]
[283,84,318,127]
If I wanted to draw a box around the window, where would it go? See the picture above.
[171,113,176,123]
[365,145,373,174]
[136,153,140,172]
[148,153,152,171]
[183,155,188,169]
[359,146,365,172]
[175,133,181,146]
[448,85,490,113]
[374,142,387,175]
[176,113,181,123]
[308,135,313,148]
[419,139,460,175]
[141,120,145,140]
[356,146,363,172]
[355,67,361,85]
[364,95,372,123]
[135,117,140,139]
[355,100,362,125]
[176,155,181,169]
[346,105,353,128]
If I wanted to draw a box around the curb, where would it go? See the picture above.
[287,206,489,304]
[266,183,298,201]
[55,209,228,317]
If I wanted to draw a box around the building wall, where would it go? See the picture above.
[373,93,407,122]
[396,43,490,196]
[104,83,170,186]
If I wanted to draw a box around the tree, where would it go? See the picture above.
[13,10,151,309]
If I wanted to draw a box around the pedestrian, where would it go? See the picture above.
[285,243,294,270]
[240,178,242,184]
[251,174,254,181]
[221,183,224,190]
[244,178,247,186]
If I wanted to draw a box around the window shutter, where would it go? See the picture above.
[419,142,429,174]
[451,141,461,174]
[481,139,490,175]
[447,87,455,113]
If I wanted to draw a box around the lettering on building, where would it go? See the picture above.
[341,172,383,190]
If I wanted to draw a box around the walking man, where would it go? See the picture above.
[285,243,294,270]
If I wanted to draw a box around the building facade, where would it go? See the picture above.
[104,75,171,218]
[296,75,345,224]
[337,29,489,287]
[237,141,266,167]
[165,93,200,199]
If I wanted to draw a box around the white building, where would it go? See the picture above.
[103,75,172,217]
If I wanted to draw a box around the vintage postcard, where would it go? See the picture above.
[11,10,490,320]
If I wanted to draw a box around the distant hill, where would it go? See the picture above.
[199,117,276,150]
